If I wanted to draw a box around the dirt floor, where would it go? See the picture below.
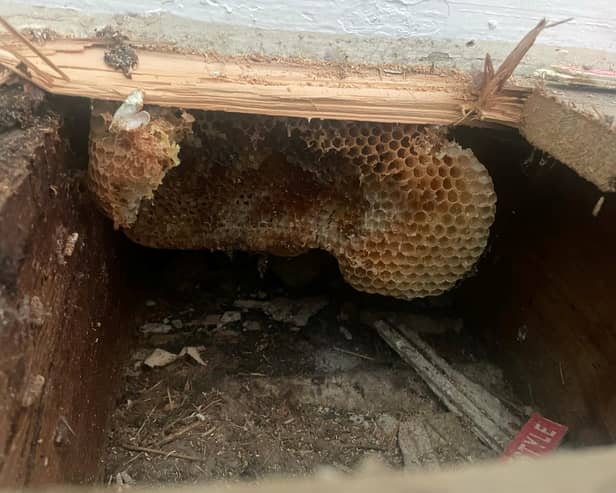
[103,251,522,486]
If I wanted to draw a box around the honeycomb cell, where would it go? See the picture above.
[89,108,496,300]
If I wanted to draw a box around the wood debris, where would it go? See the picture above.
[0,16,531,127]
[397,420,439,470]
[374,319,522,451]
[140,322,173,334]
[234,297,327,327]
[471,17,573,120]
[535,65,616,91]
[143,346,206,368]
[120,443,205,462]
[0,16,69,81]
[592,196,605,217]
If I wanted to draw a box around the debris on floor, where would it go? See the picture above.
[143,346,206,369]
[104,253,524,485]
[397,419,439,470]
[374,319,523,451]
[234,297,328,327]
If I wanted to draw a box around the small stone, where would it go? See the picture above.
[339,326,353,340]
[140,322,172,334]
[219,311,242,325]
[234,297,327,327]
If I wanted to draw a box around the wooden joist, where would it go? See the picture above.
[0,35,528,127]
[1,18,614,191]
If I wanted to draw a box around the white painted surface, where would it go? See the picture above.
[14,0,616,51]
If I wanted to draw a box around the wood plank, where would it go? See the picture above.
[456,126,616,446]
[0,36,528,127]
[374,320,521,451]
[521,90,616,192]
[0,96,134,487]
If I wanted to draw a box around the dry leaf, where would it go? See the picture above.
[143,349,179,368]
[180,346,207,366]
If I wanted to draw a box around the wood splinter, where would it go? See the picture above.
[0,16,70,81]
[469,17,574,121]
[120,443,205,462]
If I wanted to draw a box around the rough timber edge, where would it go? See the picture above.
[521,90,616,192]
[1,5,615,191]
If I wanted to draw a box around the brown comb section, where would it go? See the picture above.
[88,103,194,229]
[88,107,496,299]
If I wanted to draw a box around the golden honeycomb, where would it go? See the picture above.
[88,105,496,299]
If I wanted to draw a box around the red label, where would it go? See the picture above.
[502,413,568,459]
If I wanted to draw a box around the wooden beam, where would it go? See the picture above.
[521,90,616,192]
[0,108,134,486]
[0,36,528,127]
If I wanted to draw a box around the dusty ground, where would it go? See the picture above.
[103,251,520,486]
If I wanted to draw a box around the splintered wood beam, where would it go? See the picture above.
[0,35,529,127]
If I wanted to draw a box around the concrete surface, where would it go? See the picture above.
[2,3,616,77]
[6,0,616,52]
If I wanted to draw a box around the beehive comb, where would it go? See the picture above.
[89,106,496,299]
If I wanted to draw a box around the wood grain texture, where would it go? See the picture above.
[456,127,616,446]
[3,35,614,191]
[0,99,133,487]
[0,37,528,127]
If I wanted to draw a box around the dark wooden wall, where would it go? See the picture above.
[457,128,616,446]
[0,89,133,486]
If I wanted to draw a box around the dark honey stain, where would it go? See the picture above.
[130,112,369,254]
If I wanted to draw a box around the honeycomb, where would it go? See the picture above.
[88,106,496,299]
[89,102,194,229]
